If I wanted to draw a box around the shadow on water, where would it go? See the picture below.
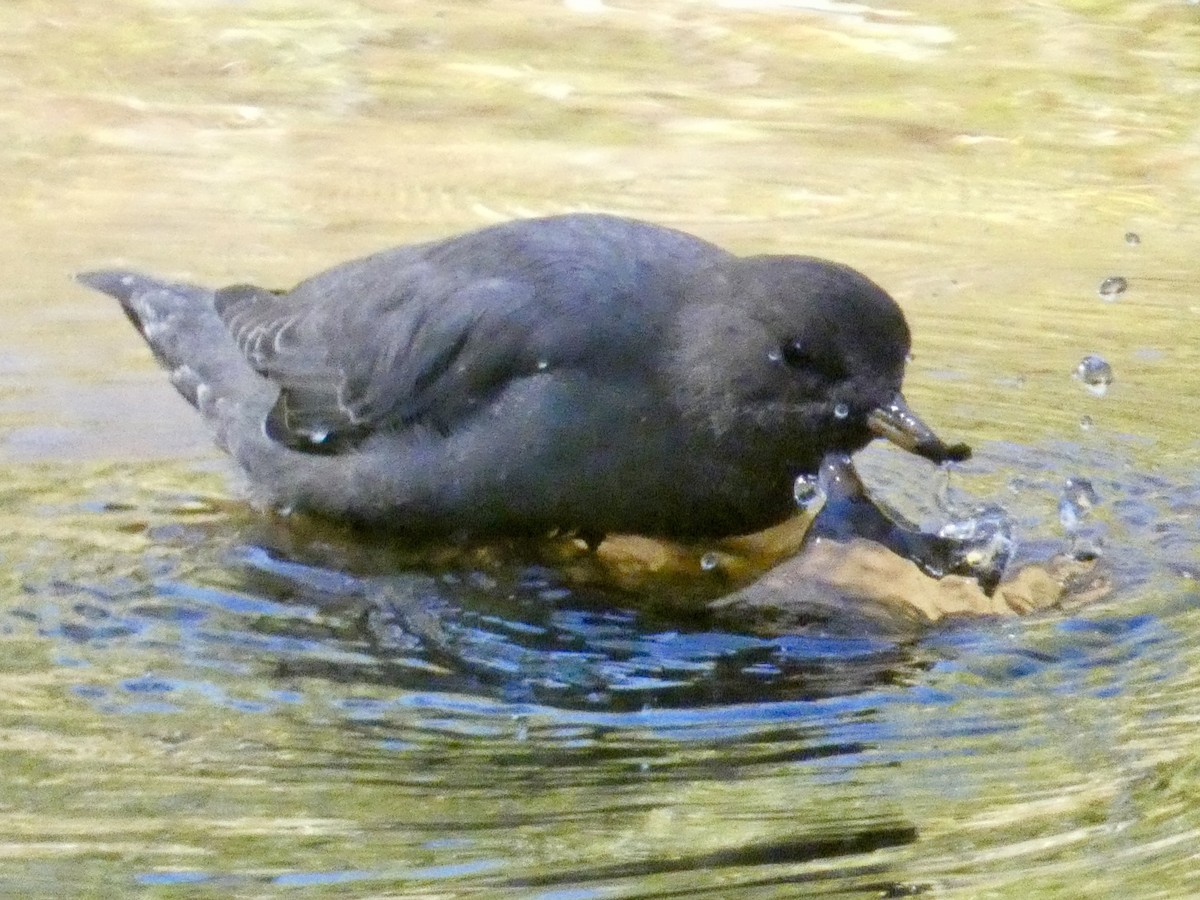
[37,491,937,714]
[241,545,926,711]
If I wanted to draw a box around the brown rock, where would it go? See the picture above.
[710,536,1111,637]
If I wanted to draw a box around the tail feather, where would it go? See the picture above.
[77,270,159,340]
[76,269,149,304]
[78,268,322,503]
[76,269,274,414]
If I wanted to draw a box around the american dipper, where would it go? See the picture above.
[78,213,969,542]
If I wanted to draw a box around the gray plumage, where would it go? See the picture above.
[78,213,967,540]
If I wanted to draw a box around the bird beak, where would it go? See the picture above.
[866,393,972,464]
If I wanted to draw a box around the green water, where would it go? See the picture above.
[1,1,1198,896]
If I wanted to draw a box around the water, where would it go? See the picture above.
[1059,477,1100,529]
[1058,476,1103,562]
[1074,354,1114,396]
[3,1,1200,897]
[792,474,824,515]
[1098,275,1129,300]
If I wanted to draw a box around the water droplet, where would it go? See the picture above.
[767,347,783,364]
[1124,232,1140,246]
[1074,355,1113,396]
[1098,276,1128,300]
[700,552,721,572]
[833,402,850,420]
[1059,477,1100,533]
[792,474,825,514]
[934,505,1015,584]
[1065,476,1099,507]
[1079,414,1094,430]
[535,359,549,371]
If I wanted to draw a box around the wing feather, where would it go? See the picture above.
[211,214,726,454]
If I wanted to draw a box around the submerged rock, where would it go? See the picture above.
[710,536,1111,637]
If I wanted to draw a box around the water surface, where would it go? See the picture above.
[2,1,1199,896]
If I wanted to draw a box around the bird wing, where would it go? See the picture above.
[212,215,725,454]
[214,257,542,451]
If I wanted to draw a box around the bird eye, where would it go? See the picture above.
[779,340,845,380]
[780,340,813,369]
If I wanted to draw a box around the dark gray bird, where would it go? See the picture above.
[78,213,968,542]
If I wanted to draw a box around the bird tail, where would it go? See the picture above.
[76,269,272,420]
